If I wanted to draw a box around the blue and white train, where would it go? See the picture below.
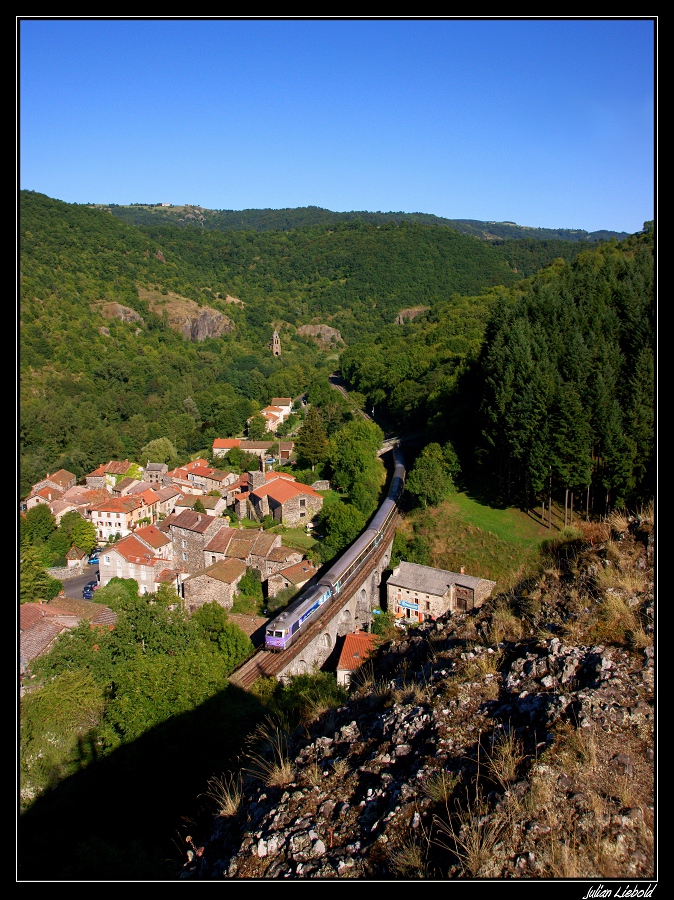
[265,445,405,651]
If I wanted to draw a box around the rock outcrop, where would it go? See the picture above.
[181,515,655,880]
[297,324,344,347]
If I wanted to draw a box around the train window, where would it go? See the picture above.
[274,631,284,637]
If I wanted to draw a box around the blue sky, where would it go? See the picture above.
[18,17,655,234]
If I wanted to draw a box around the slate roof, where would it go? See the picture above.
[387,561,494,595]
[184,557,247,585]
[275,561,318,585]
[168,509,219,534]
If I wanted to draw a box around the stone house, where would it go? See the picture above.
[30,469,77,495]
[277,441,294,462]
[386,561,496,624]
[150,484,185,519]
[270,398,293,418]
[25,484,64,511]
[239,440,274,459]
[143,462,168,484]
[182,558,248,615]
[248,476,324,527]
[202,526,304,580]
[168,509,224,574]
[202,468,238,494]
[111,476,141,497]
[266,560,318,599]
[84,460,140,492]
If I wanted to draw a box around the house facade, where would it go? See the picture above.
[386,561,496,624]
[168,509,224,574]
[247,476,323,527]
[182,558,248,614]
[98,525,175,594]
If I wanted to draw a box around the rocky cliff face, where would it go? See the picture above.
[297,324,344,347]
[181,513,655,881]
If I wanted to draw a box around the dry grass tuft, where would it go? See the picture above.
[331,758,351,780]
[387,835,428,877]
[392,679,430,705]
[547,720,597,772]
[200,772,243,818]
[607,509,630,537]
[585,591,651,648]
[432,790,509,878]
[486,730,526,791]
[486,596,524,643]
[243,716,295,788]
[422,770,460,804]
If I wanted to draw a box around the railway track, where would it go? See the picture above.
[229,510,399,690]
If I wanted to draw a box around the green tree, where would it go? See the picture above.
[193,498,206,513]
[247,415,268,441]
[22,504,57,545]
[318,502,366,554]
[138,437,179,468]
[294,406,327,471]
[20,544,63,604]
[405,443,453,509]
[58,510,98,555]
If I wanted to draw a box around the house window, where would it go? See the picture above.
[183,552,187,561]
[104,556,110,565]
[300,512,306,518]
[182,540,187,549]
[426,601,431,611]
[300,498,306,508]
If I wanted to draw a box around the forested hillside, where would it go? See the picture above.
[101,201,628,243]
[19,191,594,498]
[342,224,655,513]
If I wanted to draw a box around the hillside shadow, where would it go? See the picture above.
[18,682,267,882]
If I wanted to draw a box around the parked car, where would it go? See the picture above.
[88,554,99,565]
[84,580,99,592]
[82,587,94,599]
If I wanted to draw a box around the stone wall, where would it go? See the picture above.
[183,574,241,614]
[47,564,84,580]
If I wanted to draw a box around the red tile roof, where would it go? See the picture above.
[213,438,241,450]
[336,632,378,674]
[134,524,172,549]
[251,479,321,503]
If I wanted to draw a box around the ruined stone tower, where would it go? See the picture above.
[271,330,281,356]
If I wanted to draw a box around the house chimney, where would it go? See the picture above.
[460,565,465,575]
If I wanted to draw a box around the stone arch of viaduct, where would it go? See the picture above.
[274,533,394,683]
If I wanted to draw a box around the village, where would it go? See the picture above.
[20,391,495,684]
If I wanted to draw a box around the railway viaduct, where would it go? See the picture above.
[229,515,398,689]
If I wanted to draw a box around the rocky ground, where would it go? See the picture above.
[179,512,655,881]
